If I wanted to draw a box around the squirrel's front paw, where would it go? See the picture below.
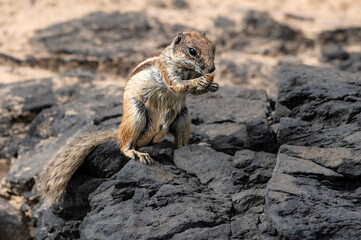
[208,82,219,92]
[196,76,211,88]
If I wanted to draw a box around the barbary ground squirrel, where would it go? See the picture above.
[41,31,218,204]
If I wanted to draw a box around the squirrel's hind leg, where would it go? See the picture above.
[123,149,153,164]
[169,106,191,149]
[118,102,155,164]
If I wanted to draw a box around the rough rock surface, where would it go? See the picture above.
[1,64,277,239]
[264,64,361,239]
[0,198,30,240]
[216,10,313,56]
[1,5,361,240]
[27,12,185,76]
[27,82,275,239]
[3,64,360,239]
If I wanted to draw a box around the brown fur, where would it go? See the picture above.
[129,59,157,78]
[41,31,218,204]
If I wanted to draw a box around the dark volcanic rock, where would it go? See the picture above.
[214,16,236,31]
[0,71,94,160]
[172,224,231,240]
[242,10,299,41]
[2,76,123,195]
[29,11,185,75]
[188,88,270,124]
[6,61,361,239]
[174,145,276,192]
[218,58,275,86]
[187,88,275,155]
[0,73,278,239]
[83,141,129,178]
[265,64,361,239]
[321,42,349,60]
[34,205,82,240]
[245,118,276,152]
[319,27,361,73]
[339,52,361,73]
[276,64,361,126]
[266,145,361,240]
[79,160,232,239]
[217,10,313,56]
[174,145,247,194]
[318,27,361,45]
[0,198,30,240]
[278,117,361,149]
[233,150,276,188]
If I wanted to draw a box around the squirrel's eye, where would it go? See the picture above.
[189,48,197,57]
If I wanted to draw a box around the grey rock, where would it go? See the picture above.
[245,118,276,152]
[0,70,94,159]
[321,42,349,60]
[188,88,270,124]
[218,59,274,86]
[217,10,313,56]
[172,224,231,240]
[79,160,232,239]
[0,198,30,240]
[174,145,247,194]
[279,145,361,178]
[83,141,129,178]
[230,215,261,240]
[54,175,105,220]
[214,16,236,31]
[266,145,361,239]
[139,140,175,163]
[232,188,265,214]
[210,124,248,155]
[6,57,361,239]
[277,64,361,127]
[29,12,186,75]
[3,78,123,195]
[319,36,361,73]
[318,27,361,45]
[242,10,299,41]
[172,0,189,9]
[0,78,55,159]
[339,52,361,73]
[34,204,81,240]
[278,117,361,149]
[233,150,276,188]
[266,64,361,239]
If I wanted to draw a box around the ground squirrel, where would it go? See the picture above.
[41,31,218,204]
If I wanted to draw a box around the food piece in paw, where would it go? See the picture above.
[205,74,214,83]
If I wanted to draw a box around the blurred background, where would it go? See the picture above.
[0,0,360,98]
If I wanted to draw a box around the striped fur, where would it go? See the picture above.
[41,32,218,204]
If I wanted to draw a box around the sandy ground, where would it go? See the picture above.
[0,0,361,84]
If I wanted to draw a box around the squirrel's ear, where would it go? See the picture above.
[174,32,183,45]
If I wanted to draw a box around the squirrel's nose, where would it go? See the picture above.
[209,65,216,73]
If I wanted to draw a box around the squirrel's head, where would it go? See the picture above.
[171,32,216,75]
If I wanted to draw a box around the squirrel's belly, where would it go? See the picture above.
[147,94,184,133]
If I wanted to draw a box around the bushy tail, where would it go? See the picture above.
[40,130,118,204]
